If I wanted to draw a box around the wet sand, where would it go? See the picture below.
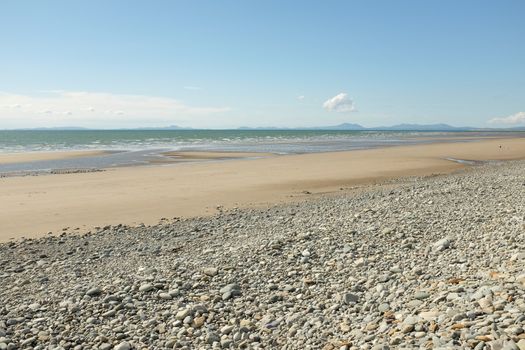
[0,137,524,241]
[0,150,107,165]
[159,151,275,162]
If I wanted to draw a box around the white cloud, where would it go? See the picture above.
[183,86,201,90]
[297,95,305,100]
[0,91,230,128]
[488,112,525,125]
[323,93,355,112]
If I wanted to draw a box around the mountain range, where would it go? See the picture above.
[8,123,525,131]
[239,123,525,131]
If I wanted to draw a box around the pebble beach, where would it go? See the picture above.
[1,159,524,349]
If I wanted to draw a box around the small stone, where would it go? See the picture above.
[221,325,234,334]
[478,296,493,310]
[37,331,50,342]
[102,309,116,317]
[340,292,359,304]
[419,311,440,321]
[371,344,389,350]
[139,283,154,292]
[220,283,241,294]
[203,267,218,276]
[401,324,414,333]
[221,339,233,348]
[355,257,366,267]
[175,308,192,320]
[378,303,390,312]
[365,323,378,331]
[414,291,430,300]
[28,303,40,311]
[433,238,451,252]
[21,337,36,347]
[206,331,220,344]
[113,341,131,350]
[239,319,254,330]
[407,300,423,308]
[193,316,205,328]
[220,283,241,299]
[474,342,486,350]
[86,287,102,296]
[382,227,394,235]
[159,292,172,300]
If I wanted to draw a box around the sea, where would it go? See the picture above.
[0,129,519,174]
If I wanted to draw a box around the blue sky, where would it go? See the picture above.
[0,0,524,128]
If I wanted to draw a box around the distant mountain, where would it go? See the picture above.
[313,123,365,130]
[130,125,193,130]
[7,123,525,131]
[238,126,283,130]
[371,123,470,131]
[238,123,366,131]
[11,125,192,131]
[17,126,90,131]
[237,123,468,131]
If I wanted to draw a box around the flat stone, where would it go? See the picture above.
[419,311,441,321]
[220,283,241,298]
[193,316,205,328]
[203,267,218,276]
[159,292,172,300]
[175,308,192,320]
[114,341,131,350]
[86,287,102,296]
[378,303,390,312]
[221,325,234,334]
[433,238,451,252]
[341,292,359,304]
[414,291,430,300]
[139,283,154,292]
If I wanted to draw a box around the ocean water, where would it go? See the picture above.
[0,129,465,154]
[0,130,516,174]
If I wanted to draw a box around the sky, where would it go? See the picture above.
[0,0,524,129]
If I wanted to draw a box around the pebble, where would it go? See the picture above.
[114,341,131,350]
[138,283,154,292]
[85,287,102,296]
[414,291,430,300]
[203,267,218,276]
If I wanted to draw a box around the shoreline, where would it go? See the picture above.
[1,136,525,242]
[0,131,524,175]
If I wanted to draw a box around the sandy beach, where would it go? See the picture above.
[1,136,524,241]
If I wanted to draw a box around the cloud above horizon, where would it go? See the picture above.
[0,91,230,128]
[488,111,525,125]
[323,93,355,112]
